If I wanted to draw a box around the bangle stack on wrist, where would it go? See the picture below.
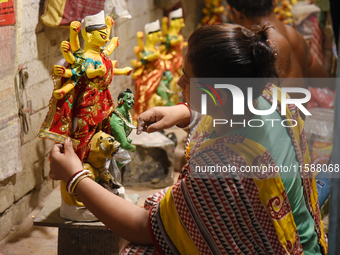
[66,170,92,195]
[183,110,199,130]
[176,103,191,128]
[175,103,200,131]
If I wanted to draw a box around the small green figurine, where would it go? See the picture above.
[149,70,175,107]
[109,89,136,153]
[158,70,174,106]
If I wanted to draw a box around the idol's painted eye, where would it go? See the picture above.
[98,31,107,40]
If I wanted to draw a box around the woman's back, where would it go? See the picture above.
[228,91,322,254]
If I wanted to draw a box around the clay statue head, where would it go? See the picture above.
[169,8,185,31]
[81,10,110,47]
[89,131,120,159]
[117,88,135,110]
[144,19,162,45]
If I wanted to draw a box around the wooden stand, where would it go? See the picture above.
[34,190,120,255]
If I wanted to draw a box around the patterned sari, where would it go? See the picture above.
[122,85,327,255]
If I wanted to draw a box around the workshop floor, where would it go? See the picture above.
[0,185,174,255]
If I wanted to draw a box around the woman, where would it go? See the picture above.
[49,24,327,255]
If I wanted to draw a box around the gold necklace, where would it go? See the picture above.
[113,109,136,130]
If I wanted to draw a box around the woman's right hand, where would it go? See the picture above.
[49,138,83,183]
[137,104,190,134]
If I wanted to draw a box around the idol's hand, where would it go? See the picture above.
[70,21,81,33]
[53,89,65,99]
[124,67,133,76]
[111,37,119,47]
[96,65,107,77]
[60,41,71,53]
[137,31,144,39]
[105,16,114,28]
[53,65,65,76]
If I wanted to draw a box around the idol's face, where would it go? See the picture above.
[123,93,135,109]
[91,27,109,47]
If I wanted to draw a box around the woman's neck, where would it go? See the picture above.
[242,13,279,30]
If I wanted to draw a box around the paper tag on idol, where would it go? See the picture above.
[0,0,16,26]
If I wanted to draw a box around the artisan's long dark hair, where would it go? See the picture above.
[187,24,278,99]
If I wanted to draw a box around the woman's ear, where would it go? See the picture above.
[272,0,276,9]
[230,7,243,23]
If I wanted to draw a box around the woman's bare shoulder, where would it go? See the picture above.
[268,27,292,76]
[283,24,306,51]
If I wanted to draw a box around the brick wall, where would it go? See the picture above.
[0,0,163,241]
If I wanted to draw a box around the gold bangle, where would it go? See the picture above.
[67,170,92,194]
[70,174,91,195]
